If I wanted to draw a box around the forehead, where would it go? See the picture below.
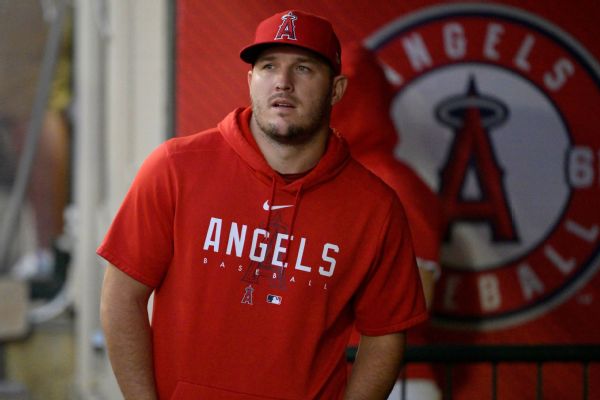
[254,45,327,66]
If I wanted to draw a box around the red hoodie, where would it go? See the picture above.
[97,107,428,399]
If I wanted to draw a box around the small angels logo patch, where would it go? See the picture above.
[241,285,254,305]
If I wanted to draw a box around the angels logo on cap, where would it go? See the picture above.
[275,12,298,41]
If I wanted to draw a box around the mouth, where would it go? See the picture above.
[270,96,296,109]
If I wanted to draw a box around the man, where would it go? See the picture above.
[99,10,427,400]
[332,42,444,400]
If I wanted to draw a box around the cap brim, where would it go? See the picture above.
[239,43,277,65]
[240,42,338,74]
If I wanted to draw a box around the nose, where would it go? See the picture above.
[275,68,293,92]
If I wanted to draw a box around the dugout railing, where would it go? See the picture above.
[346,344,600,400]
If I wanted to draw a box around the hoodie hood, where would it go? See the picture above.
[218,107,351,193]
[218,107,351,272]
[331,42,400,157]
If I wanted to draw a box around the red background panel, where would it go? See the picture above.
[176,2,600,398]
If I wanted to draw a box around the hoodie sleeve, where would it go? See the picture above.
[97,142,176,288]
[353,196,429,336]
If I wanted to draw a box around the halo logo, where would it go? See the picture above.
[366,4,600,329]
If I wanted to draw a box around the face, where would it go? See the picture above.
[248,46,347,146]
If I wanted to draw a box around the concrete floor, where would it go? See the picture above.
[4,313,74,400]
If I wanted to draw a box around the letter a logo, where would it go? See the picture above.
[437,78,518,242]
[241,285,254,305]
[275,12,297,41]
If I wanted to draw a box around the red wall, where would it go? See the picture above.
[176,2,600,398]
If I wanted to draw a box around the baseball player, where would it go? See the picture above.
[99,10,428,399]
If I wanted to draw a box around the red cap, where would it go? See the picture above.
[240,10,341,75]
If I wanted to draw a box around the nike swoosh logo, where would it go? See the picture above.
[263,200,294,211]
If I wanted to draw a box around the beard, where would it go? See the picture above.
[252,92,332,146]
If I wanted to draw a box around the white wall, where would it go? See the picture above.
[72,0,169,398]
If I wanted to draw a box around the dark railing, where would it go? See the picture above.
[347,344,600,400]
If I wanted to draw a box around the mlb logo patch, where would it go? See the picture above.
[267,294,282,305]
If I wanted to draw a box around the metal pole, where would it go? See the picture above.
[536,362,543,400]
[444,363,453,400]
[0,0,69,272]
[491,362,498,400]
[582,362,589,400]
[400,366,406,400]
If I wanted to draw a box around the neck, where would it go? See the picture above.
[250,117,329,174]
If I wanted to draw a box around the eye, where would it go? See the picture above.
[296,65,312,73]
[255,61,275,71]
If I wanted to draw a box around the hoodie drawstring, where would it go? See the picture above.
[261,177,303,276]
[263,176,278,235]
[282,183,303,270]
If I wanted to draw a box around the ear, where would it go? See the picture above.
[330,75,348,106]
[247,69,253,88]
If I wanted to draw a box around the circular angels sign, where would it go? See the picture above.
[366,3,600,329]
